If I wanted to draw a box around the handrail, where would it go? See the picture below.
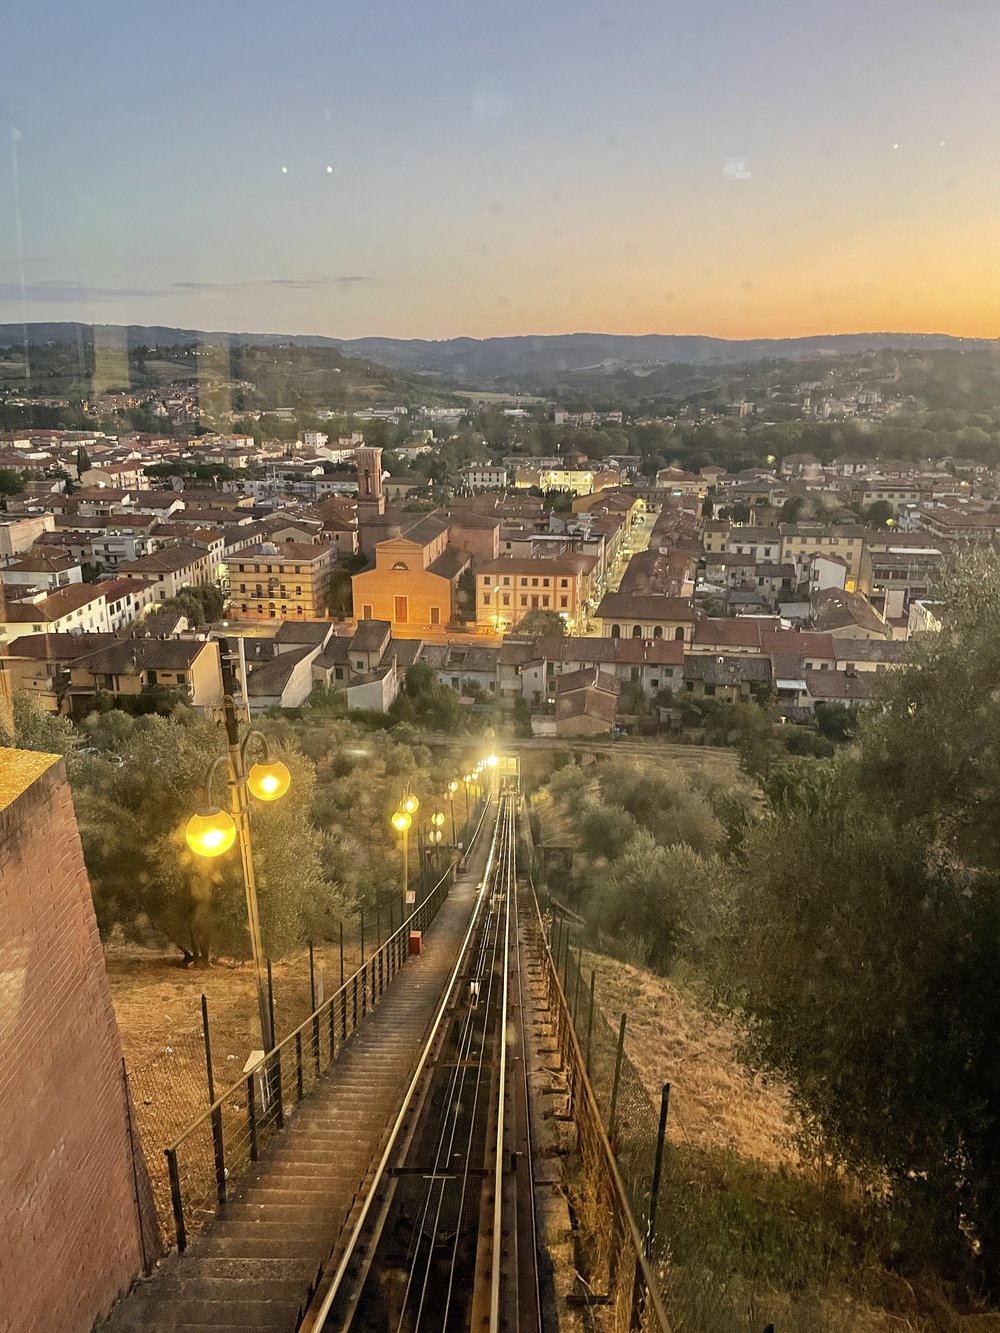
[167,800,492,1155]
[525,869,672,1331]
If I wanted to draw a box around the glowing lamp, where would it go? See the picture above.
[486,754,497,768]
[464,773,473,785]
[391,810,412,833]
[186,808,237,858]
[247,759,291,802]
[448,780,459,794]
[403,793,420,815]
[430,811,445,827]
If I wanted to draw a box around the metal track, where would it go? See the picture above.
[302,788,541,1333]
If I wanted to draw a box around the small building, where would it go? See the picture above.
[549,667,620,736]
[596,592,696,643]
[682,654,772,704]
[68,638,224,712]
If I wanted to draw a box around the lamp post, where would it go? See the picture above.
[493,584,502,636]
[463,772,473,825]
[429,810,445,880]
[391,806,413,916]
[185,696,290,1053]
[447,781,459,847]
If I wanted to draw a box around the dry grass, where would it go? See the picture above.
[586,953,799,1172]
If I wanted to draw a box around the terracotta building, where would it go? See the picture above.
[230,541,335,620]
[351,515,470,631]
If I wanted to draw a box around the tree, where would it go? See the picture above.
[388,661,463,732]
[864,499,894,528]
[1,693,78,754]
[718,553,1000,1290]
[68,712,341,964]
[780,495,807,523]
[513,609,566,637]
[0,468,26,506]
[159,584,225,627]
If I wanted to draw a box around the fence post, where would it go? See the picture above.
[339,920,345,989]
[247,1070,258,1162]
[201,994,226,1206]
[295,1031,304,1101]
[609,1012,627,1142]
[165,1147,187,1253]
[572,946,584,1026]
[266,960,276,1045]
[309,941,321,1075]
[360,909,365,964]
[646,1082,671,1258]
[376,894,382,948]
[585,969,596,1074]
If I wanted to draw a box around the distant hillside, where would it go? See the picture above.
[1,323,996,387]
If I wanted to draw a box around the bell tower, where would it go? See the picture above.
[355,446,385,524]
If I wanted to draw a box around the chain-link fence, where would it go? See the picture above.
[124,884,433,1242]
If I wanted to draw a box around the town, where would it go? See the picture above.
[1,345,991,738]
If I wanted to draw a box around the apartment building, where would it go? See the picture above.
[475,554,594,632]
[231,541,335,620]
[778,523,867,593]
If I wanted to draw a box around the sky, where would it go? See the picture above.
[2,0,1000,341]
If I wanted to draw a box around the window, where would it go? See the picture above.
[394,595,408,623]
[704,684,716,696]
[531,577,538,587]
[362,604,373,620]
[521,595,528,607]
[392,561,409,570]
[451,676,460,689]
[610,623,621,638]
[674,627,685,641]
[560,596,568,608]
[502,576,510,586]
[483,593,491,606]
[632,625,642,637]
[560,578,568,588]
[356,659,365,670]
[653,625,662,639]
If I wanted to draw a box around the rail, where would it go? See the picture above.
[522,870,672,1332]
[163,801,492,1253]
[299,793,509,1331]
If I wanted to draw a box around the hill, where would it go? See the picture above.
[2,324,997,387]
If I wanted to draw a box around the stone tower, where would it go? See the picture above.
[355,446,385,524]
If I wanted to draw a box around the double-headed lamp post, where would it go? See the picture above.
[392,790,419,916]
[185,696,290,1053]
[429,810,445,873]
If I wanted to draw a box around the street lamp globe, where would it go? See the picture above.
[430,810,445,827]
[247,759,291,802]
[403,793,420,816]
[486,754,497,768]
[391,810,412,833]
[186,808,237,858]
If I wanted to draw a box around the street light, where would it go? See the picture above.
[463,772,473,823]
[446,782,459,846]
[391,807,413,912]
[185,696,289,1051]
[493,584,502,636]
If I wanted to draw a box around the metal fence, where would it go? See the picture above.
[520,873,671,1330]
[124,883,426,1243]
[161,858,461,1252]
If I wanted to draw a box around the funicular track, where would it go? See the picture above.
[302,786,541,1333]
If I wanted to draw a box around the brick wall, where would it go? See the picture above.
[0,749,158,1332]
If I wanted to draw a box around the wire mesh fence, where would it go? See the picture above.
[124,877,451,1244]
[158,860,461,1251]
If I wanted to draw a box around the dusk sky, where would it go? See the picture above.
[2,0,999,341]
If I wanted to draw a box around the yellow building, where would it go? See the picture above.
[476,555,594,632]
[67,638,224,712]
[231,541,335,620]
[778,524,867,594]
[351,515,470,631]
